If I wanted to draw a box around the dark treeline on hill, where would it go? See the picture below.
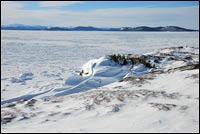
[1,24,198,32]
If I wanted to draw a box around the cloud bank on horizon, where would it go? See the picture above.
[1,1,199,29]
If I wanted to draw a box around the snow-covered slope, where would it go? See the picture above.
[1,46,199,132]
[1,67,199,133]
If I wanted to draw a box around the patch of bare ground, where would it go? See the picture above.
[149,103,189,111]
[83,89,181,112]
[185,73,199,79]
[1,111,17,124]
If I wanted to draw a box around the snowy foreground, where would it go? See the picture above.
[1,46,199,133]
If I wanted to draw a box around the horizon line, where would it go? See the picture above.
[1,24,199,30]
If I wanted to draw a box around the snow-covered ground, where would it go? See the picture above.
[1,67,199,133]
[1,31,199,132]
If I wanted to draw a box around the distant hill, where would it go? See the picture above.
[1,24,47,30]
[120,26,197,32]
[1,24,198,32]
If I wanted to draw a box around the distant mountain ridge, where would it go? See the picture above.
[119,26,198,31]
[1,24,198,32]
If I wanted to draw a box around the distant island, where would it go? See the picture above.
[1,24,198,32]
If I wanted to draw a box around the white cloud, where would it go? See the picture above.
[1,1,199,29]
[39,1,83,7]
[1,1,23,9]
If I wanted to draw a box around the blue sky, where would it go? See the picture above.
[1,1,199,29]
[16,1,199,10]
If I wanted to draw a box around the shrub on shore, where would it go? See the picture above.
[109,54,154,68]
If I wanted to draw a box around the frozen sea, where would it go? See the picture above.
[1,30,199,101]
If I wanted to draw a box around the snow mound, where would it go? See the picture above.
[54,46,199,97]
[54,56,135,96]
[10,72,34,83]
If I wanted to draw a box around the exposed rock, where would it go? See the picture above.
[1,111,17,124]
[26,99,37,107]
[112,105,120,112]
[149,103,177,111]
